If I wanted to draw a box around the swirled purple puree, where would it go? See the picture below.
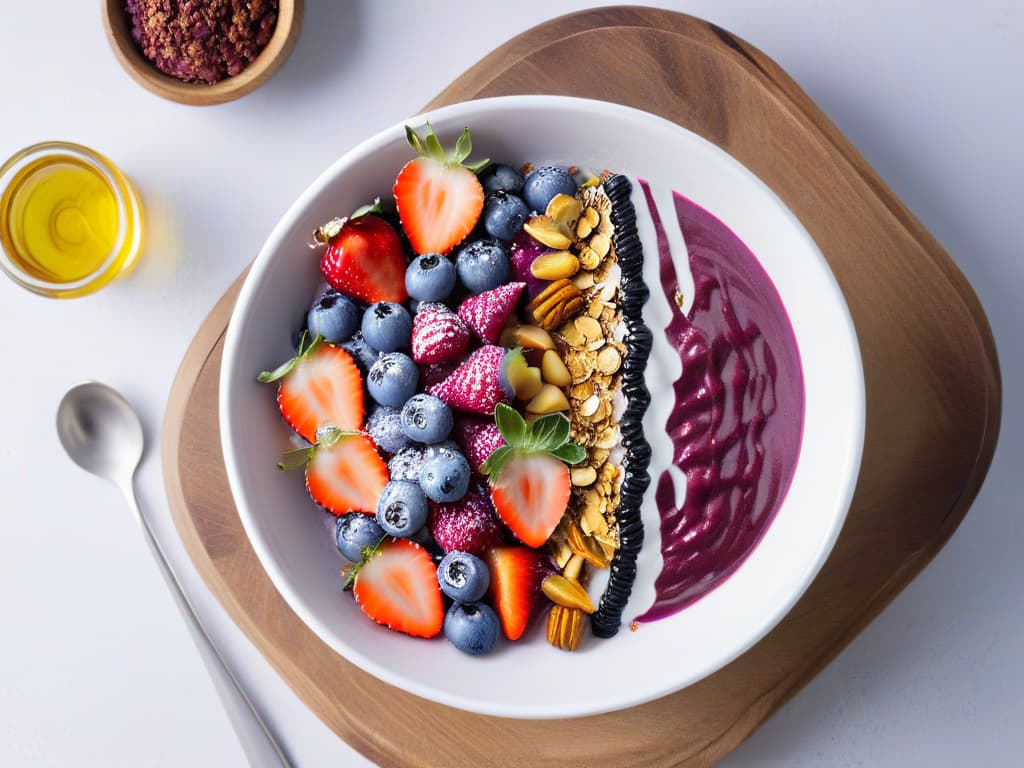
[635,182,804,622]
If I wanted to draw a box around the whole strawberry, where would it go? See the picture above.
[429,345,511,415]
[314,201,409,304]
[411,302,470,365]
[458,282,525,344]
[428,483,507,555]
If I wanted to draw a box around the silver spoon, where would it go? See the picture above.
[57,382,291,768]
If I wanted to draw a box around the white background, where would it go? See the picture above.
[1,1,1020,766]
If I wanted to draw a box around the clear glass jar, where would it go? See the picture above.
[0,141,144,298]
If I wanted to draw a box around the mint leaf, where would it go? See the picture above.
[480,446,516,477]
[550,443,587,465]
[527,412,570,452]
[494,403,528,447]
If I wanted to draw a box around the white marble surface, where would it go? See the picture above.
[1,1,1020,766]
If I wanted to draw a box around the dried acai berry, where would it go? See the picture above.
[125,0,279,85]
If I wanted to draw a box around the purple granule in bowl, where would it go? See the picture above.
[125,0,279,85]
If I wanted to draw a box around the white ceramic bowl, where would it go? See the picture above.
[220,96,864,718]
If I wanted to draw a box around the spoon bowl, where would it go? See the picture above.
[57,382,143,483]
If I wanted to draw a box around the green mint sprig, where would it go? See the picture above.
[480,403,586,479]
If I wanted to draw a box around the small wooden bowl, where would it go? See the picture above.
[102,0,303,106]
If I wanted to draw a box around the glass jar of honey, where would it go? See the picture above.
[0,142,144,298]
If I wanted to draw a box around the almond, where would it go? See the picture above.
[526,383,570,414]
[563,552,585,582]
[542,574,596,614]
[546,605,587,651]
[523,215,573,250]
[515,324,555,351]
[507,365,543,401]
[570,465,597,487]
[530,251,580,281]
[545,193,583,225]
[541,349,572,387]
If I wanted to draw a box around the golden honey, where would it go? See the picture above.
[0,143,143,298]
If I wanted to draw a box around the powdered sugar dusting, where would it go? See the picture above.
[411,302,470,364]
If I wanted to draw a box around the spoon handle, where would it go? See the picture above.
[123,484,292,768]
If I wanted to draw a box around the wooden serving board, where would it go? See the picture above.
[161,8,1001,767]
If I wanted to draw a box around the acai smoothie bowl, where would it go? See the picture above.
[220,96,864,718]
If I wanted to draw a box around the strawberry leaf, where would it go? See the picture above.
[494,403,528,447]
[550,443,587,465]
[454,127,472,165]
[480,445,516,478]
[465,157,491,173]
[349,197,382,219]
[527,413,570,453]
[257,333,322,383]
[277,444,315,471]
[405,125,426,156]
[424,122,446,163]
[343,534,387,591]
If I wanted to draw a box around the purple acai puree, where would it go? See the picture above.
[636,182,805,622]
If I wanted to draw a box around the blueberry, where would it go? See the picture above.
[365,405,411,454]
[361,302,412,353]
[388,445,426,482]
[444,602,500,655]
[340,331,379,375]
[479,163,525,196]
[482,191,530,242]
[367,352,418,407]
[522,166,577,213]
[422,440,461,463]
[437,551,490,602]
[454,239,510,294]
[306,289,360,343]
[335,514,386,562]
[400,394,453,445]
[405,253,457,303]
[376,480,429,538]
[419,450,470,503]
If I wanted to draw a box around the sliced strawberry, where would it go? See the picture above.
[261,340,364,443]
[319,213,408,304]
[353,538,444,638]
[480,404,585,547]
[484,546,553,641]
[393,124,487,255]
[305,432,388,515]
[489,454,571,548]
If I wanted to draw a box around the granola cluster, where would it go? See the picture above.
[513,181,632,651]
[126,0,279,84]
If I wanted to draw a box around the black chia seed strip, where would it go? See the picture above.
[591,174,652,639]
